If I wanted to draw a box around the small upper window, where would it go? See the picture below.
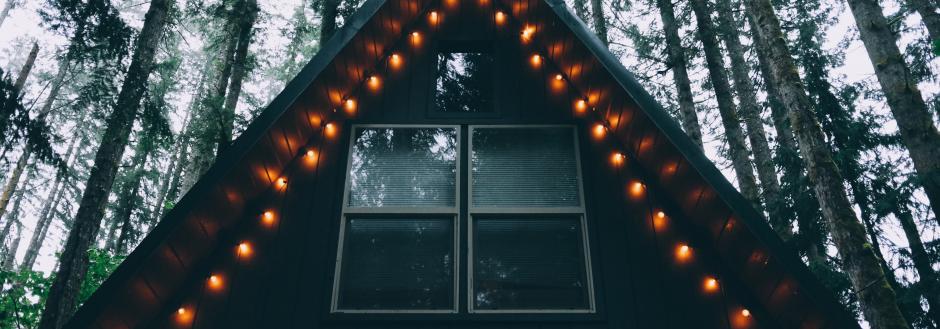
[434,51,494,113]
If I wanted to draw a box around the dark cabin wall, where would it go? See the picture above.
[154,1,764,328]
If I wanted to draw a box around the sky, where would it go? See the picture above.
[0,0,936,298]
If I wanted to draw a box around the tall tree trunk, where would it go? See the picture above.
[714,0,786,234]
[1,191,24,269]
[217,0,259,155]
[743,0,910,327]
[0,146,30,223]
[894,206,940,327]
[689,0,762,207]
[37,0,170,327]
[588,0,608,46]
[151,115,189,224]
[908,0,940,44]
[0,0,15,29]
[318,0,341,44]
[847,0,940,225]
[657,0,704,149]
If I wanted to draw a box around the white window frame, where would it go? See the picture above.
[331,124,461,314]
[467,125,595,313]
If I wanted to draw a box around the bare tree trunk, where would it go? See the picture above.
[895,207,940,327]
[714,0,786,232]
[1,192,23,269]
[217,0,259,155]
[0,41,38,146]
[0,146,29,223]
[689,0,762,207]
[588,0,608,46]
[38,0,170,327]
[656,0,704,149]
[0,0,16,29]
[151,111,191,224]
[847,0,940,226]
[318,0,341,44]
[743,0,910,327]
[110,139,152,255]
[908,0,940,43]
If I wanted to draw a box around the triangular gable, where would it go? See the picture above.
[67,0,859,327]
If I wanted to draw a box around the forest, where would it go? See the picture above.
[0,0,936,327]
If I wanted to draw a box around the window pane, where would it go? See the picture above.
[471,127,580,207]
[435,52,494,113]
[348,127,458,208]
[473,217,590,310]
[337,218,455,310]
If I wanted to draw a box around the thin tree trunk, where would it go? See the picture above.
[0,41,38,144]
[1,191,24,269]
[847,0,940,226]
[0,146,30,223]
[743,0,910,327]
[0,0,15,29]
[657,0,704,150]
[217,0,259,155]
[689,0,762,207]
[894,206,940,327]
[318,0,341,44]
[38,0,170,327]
[908,0,940,43]
[151,111,191,224]
[589,0,608,46]
[714,0,786,233]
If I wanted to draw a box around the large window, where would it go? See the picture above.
[332,125,593,314]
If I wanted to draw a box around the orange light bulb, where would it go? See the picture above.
[429,11,439,25]
[495,11,506,25]
[629,181,645,197]
[530,54,542,66]
[555,74,564,81]
[306,149,317,159]
[521,25,535,40]
[592,123,606,138]
[237,241,252,258]
[575,99,588,113]
[262,211,275,225]
[208,274,223,290]
[276,177,287,188]
[741,309,751,317]
[656,211,665,219]
[344,98,357,114]
[325,122,337,137]
[177,307,186,315]
[704,277,719,292]
[368,75,381,90]
[389,53,402,69]
[611,152,624,165]
[676,244,692,261]
[410,31,421,45]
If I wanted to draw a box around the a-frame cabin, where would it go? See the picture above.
[67,0,861,327]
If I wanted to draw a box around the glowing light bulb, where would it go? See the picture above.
[575,99,588,113]
[410,31,421,45]
[177,307,186,315]
[629,181,645,197]
[741,309,751,317]
[592,123,606,138]
[676,244,691,261]
[237,241,252,258]
[389,53,402,69]
[611,152,624,165]
[656,211,665,219]
[208,274,223,290]
[704,277,719,292]
[344,98,357,114]
[521,25,535,40]
[306,149,317,160]
[325,122,337,137]
[276,177,287,188]
[368,75,381,90]
[555,74,564,81]
[495,11,506,25]
[530,54,542,66]
[429,11,439,25]
[262,211,275,225]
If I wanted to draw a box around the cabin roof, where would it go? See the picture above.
[67,0,860,327]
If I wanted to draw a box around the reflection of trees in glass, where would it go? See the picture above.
[435,52,494,113]
[348,127,457,207]
[338,218,454,310]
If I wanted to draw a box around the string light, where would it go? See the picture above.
[611,152,624,165]
[429,11,440,25]
[554,74,563,81]
[367,75,381,91]
[208,274,223,290]
[530,54,542,67]
[261,211,275,225]
[324,122,337,137]
[237,241,253,259]
[276,177,288,189]
[592,123,606,139]
[629,181,645,197]
[575,98,588,113]
[410,31,422,45]
[344,98,357,114]
[495,11,506,25]
[704,277,719,292]
[175,306,192,323]
[675,243,692,262]
[741,309,751,317]
[389,53,403,69]
[521,25,535,41]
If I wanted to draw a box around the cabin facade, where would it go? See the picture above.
[68,0,861,328]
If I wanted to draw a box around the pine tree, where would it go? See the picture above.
[688,0,762,207]
[589,0,608,45]
[38,0,173,326]
[742,0,910,326]
[655,0,703,149]
[845,0,940,226]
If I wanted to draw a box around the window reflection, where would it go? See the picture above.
[435,52,494,113]
[348,127,458,208]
